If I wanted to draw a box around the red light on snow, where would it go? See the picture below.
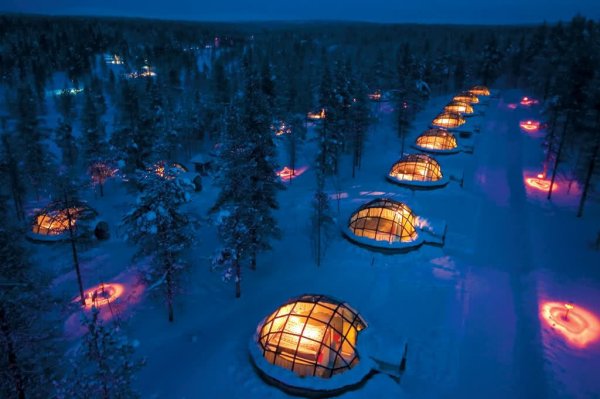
[520,120,540,131]
[541,301,600,348]
[525,177,558,192]
[77,283,125,309]
[276,166,308,181]
[507,103,518,110]
[520,96,539,106]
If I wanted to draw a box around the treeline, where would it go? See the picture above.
[516,16,600,216]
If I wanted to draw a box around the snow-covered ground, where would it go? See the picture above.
[36,89,600,398]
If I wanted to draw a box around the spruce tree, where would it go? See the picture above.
[123,168,195,321]
[0,196,58,399]
[54,308,144,399]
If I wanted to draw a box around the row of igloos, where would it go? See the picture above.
[338,86,490,253]
[251,87,491,396]
[387,85,489,188]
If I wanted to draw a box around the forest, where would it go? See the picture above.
[1,13,599,398]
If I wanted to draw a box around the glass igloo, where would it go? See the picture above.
[387,154,448,188]
[414,129,459,154]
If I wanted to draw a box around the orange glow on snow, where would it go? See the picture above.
[520,120,540,131]
[525,177,558,192]
[307,109,326,120]
[520,96,539,106]
[276,166,308,181]
[79,283,125,309]
[541,301,600,348]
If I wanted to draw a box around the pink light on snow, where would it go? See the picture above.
[276,166,308,181]
[540,301,600,348]
[525,177,558,192]
[77,283,125,309]
[65,272,146,337]
[507,103,518,110]
[520,120,541,132]
[520,96,539,106]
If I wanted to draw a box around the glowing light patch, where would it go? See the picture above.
[307,109,326,120]
[520,120,540,131]
[520,96,539,106]
[78,283,125,309]
[507,103,518,110]
[276,166,308,181]
[368,91,382,101]
[541,301,600,348]
[525,177,558,192]
[273,122,291,136]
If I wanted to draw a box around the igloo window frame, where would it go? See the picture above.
[29,201,98,240]
[431,112,466,129]
[387,154,449,189]
[414,129,460,154]
[257,294,367,379]
[347,198,419,244]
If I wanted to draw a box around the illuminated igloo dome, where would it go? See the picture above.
[415,129,459,154]
[431,112,466,129]
[452,92,479,104]
[387,154,448,188]
[444,101,474,115]
[250,295,374,396]
[468,85,490,96]
[29,201,98,241]
[342,198,425,252]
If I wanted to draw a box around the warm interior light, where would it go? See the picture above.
[432,113,466,128]
[307,109,326,120]
[541,301,600,348]
[35,207,82,235]
[79,283,125,309]
[520,96,539,106]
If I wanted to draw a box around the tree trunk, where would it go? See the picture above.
[1,306,27,399]
[65,194,85,306]
[99,180,104,197]
[235,260,241,298]
[316,197,322,267]
[548,112,570,200]
[166,267,174,322]
[577,114,600,218]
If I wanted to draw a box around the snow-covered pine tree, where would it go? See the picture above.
[0,129,26,221]
[81,88,108,169]
[211,106,254,298]
[123,167,195,322]
[317,66,338,177]
[311,162,334,267]
[54,308,144,399]
[0,196,58,399]
[348,73,371,178]
[55,118,78,169]
[15,83,55,200]
[240,53,284,270]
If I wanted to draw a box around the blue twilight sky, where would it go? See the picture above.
[0,0,599,24]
